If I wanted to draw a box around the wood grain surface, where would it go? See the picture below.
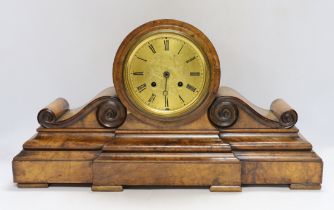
[12,85,323,191]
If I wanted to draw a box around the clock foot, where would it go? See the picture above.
[209,186,242,192]
[17,183,49,188]
[289,183,321,190]
[91,185,123,192]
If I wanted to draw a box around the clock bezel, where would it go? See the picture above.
[113,19,220,127]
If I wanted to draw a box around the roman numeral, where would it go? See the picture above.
[186,84,197,92]
[190,72,200,76]
[186,56,197,63]
[137,83,147,93]
[179,95,185,104]
[133,72,144,76]
[148,43,156,54]
[148,93,156,103]
[164,39,169,51]
[177,43,184,55]
[165,95,169,108]
[135,55,147,62]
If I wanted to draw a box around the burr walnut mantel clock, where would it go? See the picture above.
[12,19,323,192]
[113,20,220,126]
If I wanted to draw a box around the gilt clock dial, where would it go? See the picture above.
[113,19,220,124]
[124,32,210,118]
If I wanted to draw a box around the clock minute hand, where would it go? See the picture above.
[163,71,170,108]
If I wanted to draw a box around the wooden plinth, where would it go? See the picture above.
[13,149,322,191]
[12,87,323,191]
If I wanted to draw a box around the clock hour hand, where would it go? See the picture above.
[163,71,170,94]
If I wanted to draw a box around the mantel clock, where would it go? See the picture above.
[12,19,323,192]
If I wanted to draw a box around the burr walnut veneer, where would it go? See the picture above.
[12,19,323,192]
[12,86,323,192]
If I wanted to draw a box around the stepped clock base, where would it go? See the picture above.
[12,86,323,192]
[13,150,322,192]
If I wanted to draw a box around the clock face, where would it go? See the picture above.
[123,32,210,118]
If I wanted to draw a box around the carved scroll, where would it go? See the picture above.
[37,98,69,127]
[97,99,126,128]
[209,99,239,128]
[270,99,298,128]
[209,87,298,129]
[37,87,126,129]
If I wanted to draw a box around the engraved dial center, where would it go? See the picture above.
[163,71,170,78]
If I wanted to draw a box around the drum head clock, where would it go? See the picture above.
[12,19,322,192]
[113,19,220,125]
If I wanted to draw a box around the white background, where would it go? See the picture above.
[0,0,333,209]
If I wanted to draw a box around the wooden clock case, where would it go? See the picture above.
[12,20,323,192]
